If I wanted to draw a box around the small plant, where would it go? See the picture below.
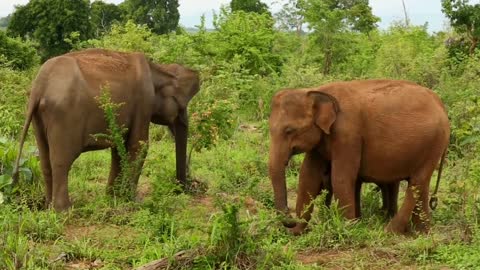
[0,137,39,206]
[93,85,147,201]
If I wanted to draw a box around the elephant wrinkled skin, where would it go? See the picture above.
[268,79,449,235]
[13,49,200,211]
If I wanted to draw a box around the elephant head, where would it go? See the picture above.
[268,89,339,226]
[149,62,200,187]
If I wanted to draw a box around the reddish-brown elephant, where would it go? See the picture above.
[268,79,449,234]
[12,49,200,211]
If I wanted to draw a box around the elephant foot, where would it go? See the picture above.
[288,223,308,236]
[53,199,72,212]
[385,220,408,235]
[412,222,430,234]
[282,218,297,228]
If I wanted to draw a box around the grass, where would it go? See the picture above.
[1,123,479,269]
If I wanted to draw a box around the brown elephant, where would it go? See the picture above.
[269,79,449,234]
[12,49,200,211]
[290,155,399,235]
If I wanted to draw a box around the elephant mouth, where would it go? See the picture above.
[290,147,302,157]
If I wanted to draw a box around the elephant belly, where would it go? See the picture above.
[359,137,440,181]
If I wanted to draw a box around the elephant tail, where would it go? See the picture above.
[12,93,39,185]
[429,148,448,210]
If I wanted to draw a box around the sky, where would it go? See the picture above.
[0,0,454,32]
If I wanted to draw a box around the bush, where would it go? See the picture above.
[0,31,39,70]
[0,67,34,138]
[212,9,282,75]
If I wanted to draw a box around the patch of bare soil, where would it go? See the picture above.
[295,248,406,269]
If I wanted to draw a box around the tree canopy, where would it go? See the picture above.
[91,0,124,37]
[121,0,180,34]
[299,0,379,74]
[442,0,480,54]
[8,0,92,59]
[230,0,270,14]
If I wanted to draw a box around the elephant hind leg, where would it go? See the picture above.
[386,169,434,234]
[412,180,432,233]
[380,182,399,218]
[33,117,52,207]
[48,128,82,211]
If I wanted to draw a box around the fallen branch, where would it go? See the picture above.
[135,250,198,270]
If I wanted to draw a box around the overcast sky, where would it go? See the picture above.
[0,0,454,32]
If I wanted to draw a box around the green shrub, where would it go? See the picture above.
[0,31,39,70]
[0,67,33,138]
[212,9,282,75]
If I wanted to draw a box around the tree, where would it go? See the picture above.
[213,9,280,75]
[275,0,304,35]
[121,0,179,35]
[442,0,480,55]
[300,0,379,74]
[91,1,124,37]
[8,0,92,59]
[230,0,270,14]
[0,31,39,70]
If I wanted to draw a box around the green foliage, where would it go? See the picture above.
[7,0,92,59]
[0,205,64,269]
[0,137,42,207]
[373,25,446,87]
[0,31,38,70]
[300,0,379,74]
[213,9,281,75]
[442,0,480,54]
[0,67,33,138]
[90,0,124,37]
[275,0,304,33]
[121,0,179,35]
[3,1,480,268]
[230,0,271,15]
[190,99,236,152]
[93,86,147,200]
[87,20,154,54]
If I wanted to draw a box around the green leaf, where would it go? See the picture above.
[0,174,13,189]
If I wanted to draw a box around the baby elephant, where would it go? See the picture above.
[288,152,400,235]
[13,49,200,211]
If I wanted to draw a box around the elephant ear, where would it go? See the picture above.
[308,91,339,135]
[162,64,201,110]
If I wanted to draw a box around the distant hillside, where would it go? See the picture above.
[184,27,216,33]
[0,15,11,28]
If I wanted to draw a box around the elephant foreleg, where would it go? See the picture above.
[331,144,361,220]
[125,122,150,192]
[290,152,325,235]
[106,148,121,196]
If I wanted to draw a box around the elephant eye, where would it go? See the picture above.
[284,127,295,134]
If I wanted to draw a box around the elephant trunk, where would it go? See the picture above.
[268,142,296,228]
[174,110,188,188]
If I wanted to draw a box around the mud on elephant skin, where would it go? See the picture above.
[12,48,200,211]
[268,79,450,235]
